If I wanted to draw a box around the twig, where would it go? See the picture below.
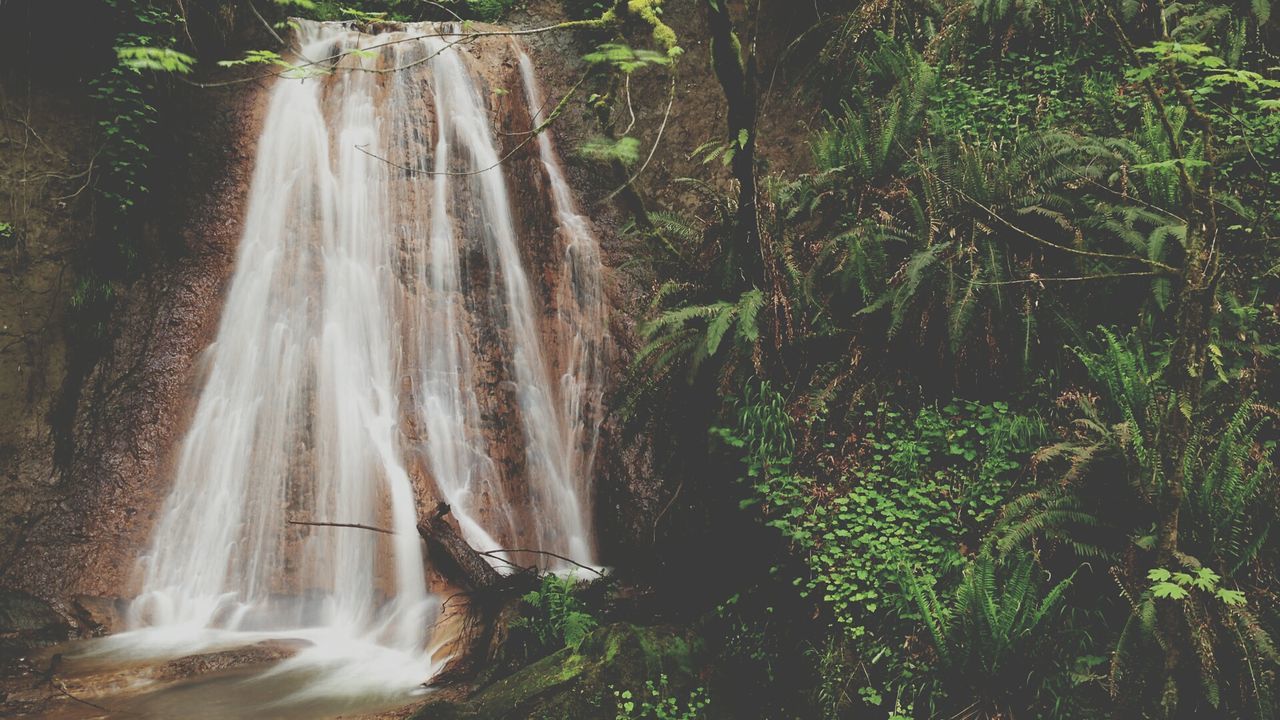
[181,21,609,89]
[424,1,464,23]
[474,551,527,573]
[961,271,1159,286]
[914,158,1177,273]
[354,69,590,178]
[51,149,100,202]
[53,679,133,716]
[622,73,637,136]
[605,70,677,201]
[288,519,397,535]
[479,548,604,577]
[287,520,601,577]
[247,0,286,47]
[652,473,684,545]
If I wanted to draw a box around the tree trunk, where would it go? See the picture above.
[705,0,761,276]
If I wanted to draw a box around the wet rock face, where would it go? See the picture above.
[0,65,270,611]
[0,85,95,616]
[152,639,309,680]
[0,590,70,664]
[0,637,312,718]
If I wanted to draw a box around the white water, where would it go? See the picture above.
[85,20,608,712]
[518,50,607,567]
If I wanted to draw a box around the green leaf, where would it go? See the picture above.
[578,136,642,166]
[1133,158,1210,173]
[116,46,196,74]
[583,42,671,74]
[1191,567,1221,590]
[1152,582,1190,600]
[1215,588,1246,606]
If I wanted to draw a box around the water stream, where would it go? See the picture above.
[61,20,607,718]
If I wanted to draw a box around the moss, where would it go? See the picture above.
[415,624,702,720]
[625,0,680,56]
[562,1,680,57]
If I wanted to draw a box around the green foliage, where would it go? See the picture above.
[990,484,1110,560]
[634,286,766,390]
[1059,327,1278,576]
[90,2,193,265]
[217,50,292,69]
[584,42,673,74]
[1147,566,1245,605]
[515,573,599,650]
[1114,557,1278,714]
[613,675,711,720]
[1027,327,1280,715]
[693,129,751,169]
[115,46,195,74]
[930,45,1086,141]
[460,0,518,22]
[811,47,933,182]
[902,553,1080,718]
[579,136,642,165]
[727,397,1042,637]
[712,380,1054,713]
[626,0,1280,715]
[806,636,858,717]
[971,0,1086,31]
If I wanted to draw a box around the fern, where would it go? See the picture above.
[516,573,599,650]
[902,553,1079,718]
[991,486,1111,559]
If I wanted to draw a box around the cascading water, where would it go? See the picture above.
[82,19,608,716]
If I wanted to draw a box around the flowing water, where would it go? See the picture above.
[55,20,607,718]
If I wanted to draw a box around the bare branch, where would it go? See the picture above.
[289,519,397,535]
[477,549,604,577]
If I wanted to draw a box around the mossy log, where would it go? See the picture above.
[414,623,703,720]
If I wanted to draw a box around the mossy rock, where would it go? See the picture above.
[414,623,702,720]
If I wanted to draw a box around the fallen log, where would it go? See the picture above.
[289,506,507,592]
[417,502,505,591]
[289,509,546,685]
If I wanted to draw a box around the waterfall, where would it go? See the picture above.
[94,19,608,704]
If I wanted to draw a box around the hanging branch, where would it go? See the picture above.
[477,549,605,577]
[289,510,502,590]
[289,514,602,582]
[604,69,677,202]
[913,157,1178,273]
[181,20,616,89]
[352,70,591,178]
[288,519,394,535]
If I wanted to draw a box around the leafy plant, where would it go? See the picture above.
[613,675,710,720]
[580,136,643,165]
[584,42,674,74]
[515,572,599,650]
[1146,566,1246,605]
[901,552,1080,719]
[90,1,193,264]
